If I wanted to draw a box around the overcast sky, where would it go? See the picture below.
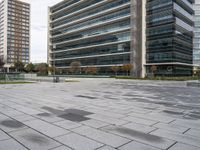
[21,0,62,63]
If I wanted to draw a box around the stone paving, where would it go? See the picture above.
[0,78,200,150]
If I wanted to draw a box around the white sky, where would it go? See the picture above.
[21,0,62,63]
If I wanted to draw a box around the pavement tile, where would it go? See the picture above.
[14,114,37,122]
[73,126,131,148]
[169,142,200,150]
[87,114,129,125]
[9,104,43,115]
[0,129,10,141]
[102,125,175,149]
[122,122,156,133]
[96,146,117,150]
[81,119,109,128]
[9,128,61,150]
[0,109,25,117]
[54,120,82,130]
[118,141,160,150]
[151,129,200,148]
[23,119,70,138]
[153,122,189,133]
[122,116,157,126]
[0,139,27,150]
[127,113,175,123]
[34,113,64,123]
[171,119,200,130]
[50,145,72,150]
[185,129,200,138]
[55,133,103,150]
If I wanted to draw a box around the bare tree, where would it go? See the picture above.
[111,66,120,76]
[70,61,81,74]
[150,65,157,77]
[84,67,98,75]
[121,64,133,76]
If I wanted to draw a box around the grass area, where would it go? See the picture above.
[115,76,200,81]
[65,80,80,82]
[0,81,34,84]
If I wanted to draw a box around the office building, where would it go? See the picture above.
[146,0,194,76]
[193,0,200,66]
[48,0,194,77]
[0,0,30,70]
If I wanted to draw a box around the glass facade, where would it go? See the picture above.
[193,0,200,65]
[49,0,131,74]
[48,0,195,76]
[146,0,194,76]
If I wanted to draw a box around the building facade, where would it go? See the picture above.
[193,0,200,66]
[146,0,194,76]
[0,0,30,69]
[48,0,194,77]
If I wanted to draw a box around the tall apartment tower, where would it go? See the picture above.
[193,0,200,66]
[48,0,194,77]
[0,0,30,70]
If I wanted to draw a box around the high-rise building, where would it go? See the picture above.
[146,0,194,76]
[48,0,194,77]
[193,0,200,66]
[0,0,30,70]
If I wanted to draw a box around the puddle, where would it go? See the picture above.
[1,120,24,128]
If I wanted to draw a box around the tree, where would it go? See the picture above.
[121,64,133,76]
[111,66,120,76]
[25,63,35,73]
[14,61,25,72]
[0,58,5,75]
[70,61,81,74]
[83,67,98,75]
[48,66,56,74]
[0,58,5,71]
[195,66,200,80]
[150,65,157,77]
[89,67,98,75]
[35,63,48,75]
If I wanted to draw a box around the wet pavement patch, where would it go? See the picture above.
[114,127,164,142]
[42,106,93,122]
[1,120,24,128]
[163,110,184,115]
[64,109,93,116]
[37,113,52,117]
[24,134,49,144]
[42,106,65,116]
[184,114,200,120]
[76,95,97,99]
[58,113,90,122]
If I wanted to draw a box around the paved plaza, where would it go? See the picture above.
[0,78,200,150]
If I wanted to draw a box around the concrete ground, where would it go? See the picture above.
[0,78,200,150]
